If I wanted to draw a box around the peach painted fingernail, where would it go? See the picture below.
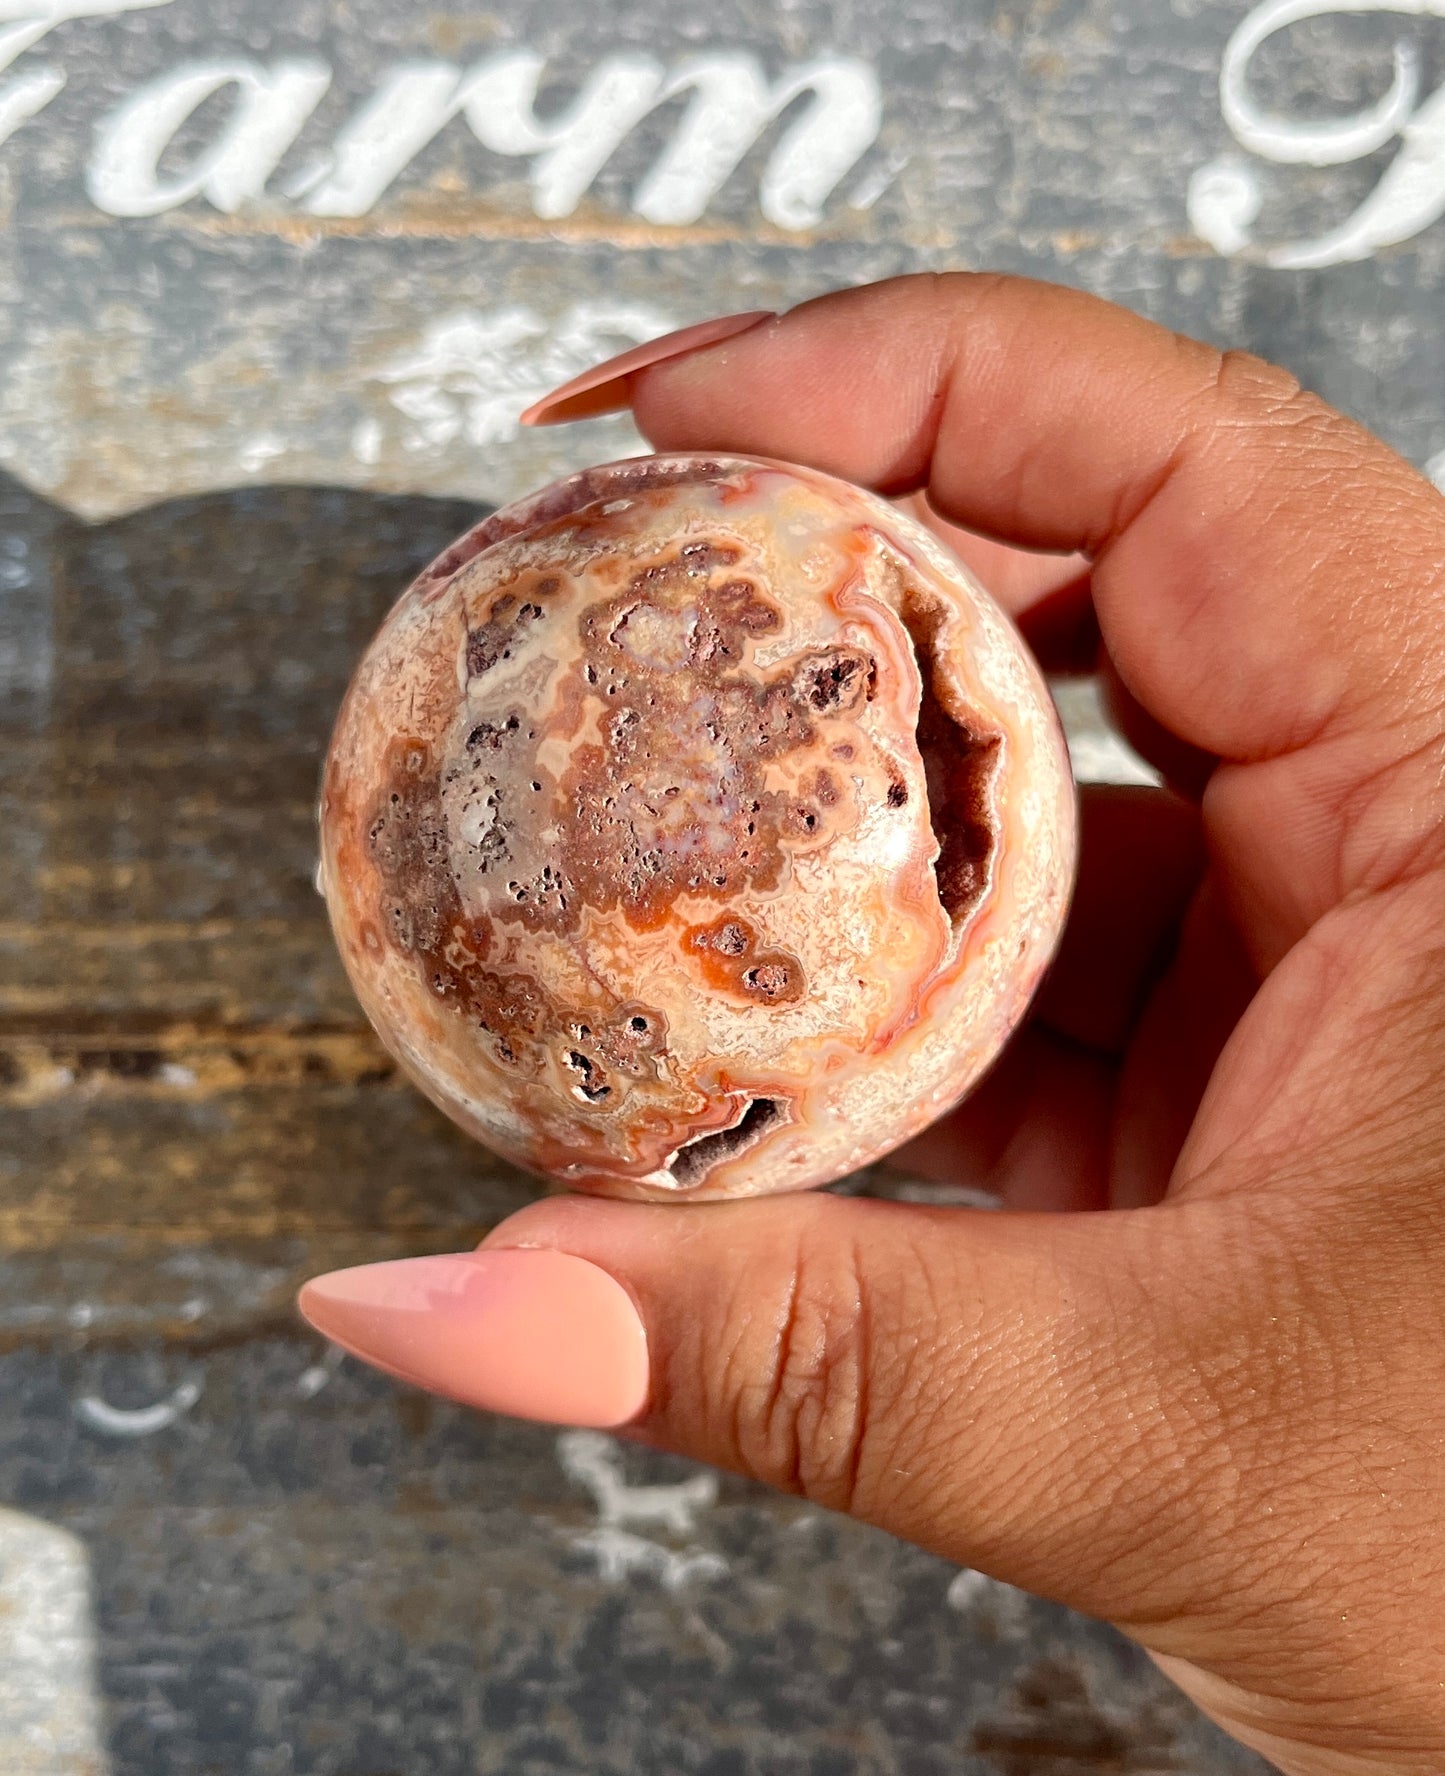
[297,1249,648,1428]
[519,309,775,427]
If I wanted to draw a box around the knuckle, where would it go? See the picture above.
[1205,344,1304,413]
[730,1232,878,1513]
[1199,347,1376,472]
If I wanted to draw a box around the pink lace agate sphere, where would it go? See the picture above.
[319,454,1077,1200]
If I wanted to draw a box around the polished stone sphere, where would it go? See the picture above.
[319,454,1077,1200]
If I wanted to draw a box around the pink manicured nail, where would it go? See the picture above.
[297,1249,649,1428]
[519,309,775,427]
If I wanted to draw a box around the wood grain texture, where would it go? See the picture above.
[0,480,543,1311]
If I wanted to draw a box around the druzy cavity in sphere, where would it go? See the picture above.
[319,454,1077,1201]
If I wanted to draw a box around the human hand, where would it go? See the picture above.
[300,275,1445,1773]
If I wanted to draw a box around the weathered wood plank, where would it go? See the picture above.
[5,0,1427,1766]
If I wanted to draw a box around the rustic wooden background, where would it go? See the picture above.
[2,0,1442,1770]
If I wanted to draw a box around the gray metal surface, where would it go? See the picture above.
[1,0,1441,1770]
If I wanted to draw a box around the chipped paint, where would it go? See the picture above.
[558,1433,729,1589]
[295,1343,345,1399]
[370,301,674,454]
[568,1525,729,1589]
[558,1430,718,1535]
[0,1509,107,1776]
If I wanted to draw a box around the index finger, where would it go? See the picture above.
[627,274,1445,961]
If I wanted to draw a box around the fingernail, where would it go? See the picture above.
[297,1249,648,1428]
[519,309,775,427]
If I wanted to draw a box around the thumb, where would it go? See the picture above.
[299,1187,1250,1633]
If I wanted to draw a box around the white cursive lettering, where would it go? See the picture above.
[1271,76,1445,265]
[5,9,882,232]
[294,51,662,219]
[294,49,881,229]
[1220,0,1426,164]
[86,56,331,215]
[0,0,168,149]
[630,54,883,228]
[1194,0,1445,265]
[462,51,665,222]
[287,60,482,214]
